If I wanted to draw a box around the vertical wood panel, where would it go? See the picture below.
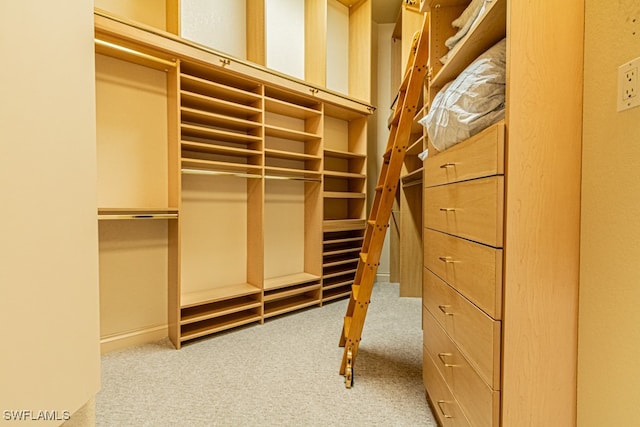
[305,0,327,86]
[502,1,584,425]
[348,0,372,101]
[247,0,266,65]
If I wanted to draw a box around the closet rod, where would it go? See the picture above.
[98,214,178,220]
[265,175,321,183]
[181,168,262,179]
[94,38,176,68]
[401,179,423,188]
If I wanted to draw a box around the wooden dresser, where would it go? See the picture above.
[420,0,584,425]
[423,122,504,426]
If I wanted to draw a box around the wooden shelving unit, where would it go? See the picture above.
[389,4,428,298]
[321,102,367,303]
[422,0,583,425]
[94,5,371,349]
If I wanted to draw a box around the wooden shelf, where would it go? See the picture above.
[182,141,262,158]
[181,123,262,144]
[181,108,261,133]
[264,124,321,142]
[265,148,321,162]
[263,272,321,292]
[323,170,366,180]
[263,282,321,302]
[408,135,426,155]
[264,86,320,110]
[263,294,321,319]
[181,90,261,119]
[322,287,352,302]
[323,191,366,199]
[265,97,321,119]
[323,268,357,280]
[181,282,261,309]
[323,246,361,257]
[180,75,261,106]
[264,166,322,181]
[323,274,354,289]
[98,208,178,215]
[180,310,261,342]
[323,235,364,246]
[323,257,359,268]
[181,158,263,175]
[401,167,424,186]
[430,0,507,89]
[323,219,366,232]
[180,297,261,325]
[324,148,367,160]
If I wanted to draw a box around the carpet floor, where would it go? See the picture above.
[97,282,437,426]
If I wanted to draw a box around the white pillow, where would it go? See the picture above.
[452,0,484,29]
[419,38,506,152]
[445,0,487,50]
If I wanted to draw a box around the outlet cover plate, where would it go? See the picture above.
[618,57,640,112]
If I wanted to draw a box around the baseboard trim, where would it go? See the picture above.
[101,325,167,354]
[376,273,391,283]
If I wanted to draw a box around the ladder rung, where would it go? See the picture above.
[383,148,392,160]
[360,252,368,263]
[351,285,360,301]
[343,316,352,339]
[367,220,376,227]
[375,185,383,192]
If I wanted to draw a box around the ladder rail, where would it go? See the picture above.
[339,15,430,386]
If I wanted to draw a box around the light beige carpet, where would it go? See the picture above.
[97,282,436,426]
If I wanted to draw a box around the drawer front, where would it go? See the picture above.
[425,121,505,187]
[424,228,503,319]
[424,308,500,427]
[424,176,504,247]
[423,268,501,389]
[423,346,471,427]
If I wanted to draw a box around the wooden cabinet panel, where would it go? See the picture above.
[424,176,504,247]
[423,344,472,427]
[423,268,501,389]
[424,228,503,318]
[424,121,504,187]
[423,308,500,427]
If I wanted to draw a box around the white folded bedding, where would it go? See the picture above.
[420,38,506,152]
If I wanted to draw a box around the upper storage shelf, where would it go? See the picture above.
[93,9,374,116]
[430,0,507,89]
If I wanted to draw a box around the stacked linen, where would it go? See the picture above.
[440,0,491,64]
[419,38,506,152]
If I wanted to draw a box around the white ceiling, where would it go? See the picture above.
[371,0,403,24]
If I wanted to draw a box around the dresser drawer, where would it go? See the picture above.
[423,268,501,389]
[423,308,500,427]
[425,121,505,187]
[423,345,471,427]
[424,176,504,247]
[424,228,503,319]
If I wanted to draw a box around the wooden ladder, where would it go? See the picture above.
[339,15,429,388]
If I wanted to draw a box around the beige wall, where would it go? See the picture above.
[95,0,167,30]
[578,1,640,425]
[0,1,100,425]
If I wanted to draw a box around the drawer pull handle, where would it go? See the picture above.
[439,208,456,212]
[438,305,454,316]
[438,256,457,263]
[438,352,457,368]
[439,163,456,169]
[436,401,453,418]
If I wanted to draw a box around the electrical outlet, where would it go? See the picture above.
[618,57,640,111]
[623,68,637,100]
